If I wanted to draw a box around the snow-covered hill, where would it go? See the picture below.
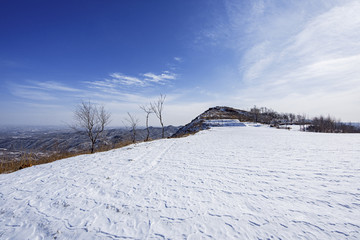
[172,106,253,137]
[1,124,360,239]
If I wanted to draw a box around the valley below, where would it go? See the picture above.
[0,125,180,164]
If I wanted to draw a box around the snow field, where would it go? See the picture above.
[0,125,360,239]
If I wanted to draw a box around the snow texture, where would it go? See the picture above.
[1,125,360,239]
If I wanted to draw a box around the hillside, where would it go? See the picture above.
[1,124,359,239]
[172,106,253,137]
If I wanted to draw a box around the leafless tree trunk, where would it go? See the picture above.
[151,94,166,138]
[289,113,296,124]
[250,105,260,123]
[302,113,307,131]
[73,101,111,153]
[140,105,153,141]
[124,112,139,143]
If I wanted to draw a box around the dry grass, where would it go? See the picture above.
[171,131,198,138]
[0,140,135,174]
[0,151,85,174]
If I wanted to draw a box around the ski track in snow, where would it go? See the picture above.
[0,126,360,239]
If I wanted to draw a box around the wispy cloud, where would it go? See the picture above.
[241,1,360,88]
[85,70,176,94]
[143,71,176,84]
[20,102,64,109]
[5,68,178,108]
[8,80,83,101]
[175,0,360,121]
[109,73,145,86]
[30,81,81,92]
[84,79,117,89]
[174,57,182,62]
[207,0,360,120]
[10,86,58,101]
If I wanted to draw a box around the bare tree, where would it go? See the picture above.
[250,105,260,123]
[151,94,166,138]
[289,113,296,124]
[296,114,305,131]
[140,104,153,141]
[124,112,139,143]
[73,101,111,153]
[301,113,307,131]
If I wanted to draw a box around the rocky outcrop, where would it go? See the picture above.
[172,106,252,137]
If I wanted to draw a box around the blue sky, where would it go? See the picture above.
[1,0,360,126]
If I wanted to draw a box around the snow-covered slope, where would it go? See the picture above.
[1,125,360,239]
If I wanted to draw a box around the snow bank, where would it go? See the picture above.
[0,127,360,239]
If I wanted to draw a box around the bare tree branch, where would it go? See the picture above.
[73,100,111,153]
[124,112,139,143]
[140,104,153,141]
[151,94,166,138]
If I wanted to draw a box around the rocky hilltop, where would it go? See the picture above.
[172,106,253,137]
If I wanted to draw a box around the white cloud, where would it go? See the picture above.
[251,0,265,16]
[230,0,360,121]
[174,57,182,62]
[242,50,274,83]
[110,73,145,86]
[31,81,81,92]
[143,71,176,84]
[85,70,176,95]
[8,80,84,103]
[84,79,116,89]
[10,87,57,101]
